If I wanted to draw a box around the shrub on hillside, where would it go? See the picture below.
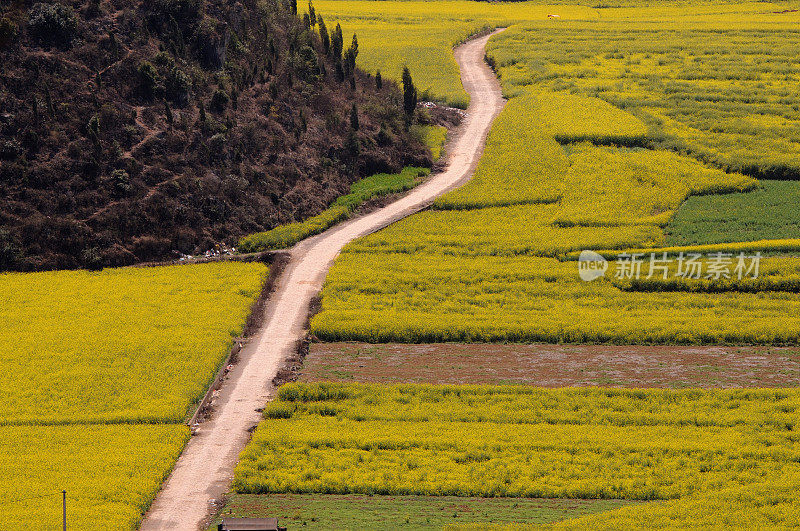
[28,3,78,48]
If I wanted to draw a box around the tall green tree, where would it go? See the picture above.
[308,1,316,25]
[318,16,329,54]
[402,66,417,120]
[331,23,343,60]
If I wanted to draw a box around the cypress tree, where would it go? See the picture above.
[402,66,417,120]
[318,16,329,54]
[332,23,343,60]
[308,1,316,25]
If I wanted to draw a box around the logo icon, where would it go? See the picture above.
[578,250,608,282]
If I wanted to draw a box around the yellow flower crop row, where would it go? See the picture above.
[486,19,800,178]
[522,91,648,146]
[235,384,800,502]
[434,96,568,210]
[547,468,800,529]
[564,239,800,261]
[313,253,800,344]
[411,125,448,162]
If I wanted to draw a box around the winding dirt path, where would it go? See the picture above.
[139,29,506,531]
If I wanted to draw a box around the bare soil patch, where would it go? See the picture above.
[303,342,800,388]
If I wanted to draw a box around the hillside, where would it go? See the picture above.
[0,0,430,271]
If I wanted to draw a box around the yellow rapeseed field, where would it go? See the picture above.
[311,1,595,107]
[1,261,267,528]
[235,384,800,511]
[312,93,777,344]
[1,425,189,530]
[0,261,268,424]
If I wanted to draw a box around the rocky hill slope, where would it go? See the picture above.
[0,0,429,270]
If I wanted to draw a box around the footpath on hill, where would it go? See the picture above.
[139,29,506,531]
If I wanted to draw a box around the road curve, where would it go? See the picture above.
[139,29,506,531]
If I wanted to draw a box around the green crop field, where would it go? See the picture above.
[208,494,631,530]
[666,181,800,246]
[233,383,800,527]
[0,262,267,528]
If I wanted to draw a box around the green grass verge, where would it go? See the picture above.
[665,181,800,246]
[238,167,430,253]
[209,494,632,530]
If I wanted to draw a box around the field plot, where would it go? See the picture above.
[234,3,800,529]
[311,94,793,344]
[487,17,800,178]
[550,467,800,529]
[209,493,629,530]
[0,262,267,528]
[312,1,595,107]
[2,425,188,530]
[1,261,267,424]
[233,383,800,526]
[311,9,800,345]
[304,343,800,388]
[666,180,800,246]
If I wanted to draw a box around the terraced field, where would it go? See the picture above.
[225,2,800,529]
[311,92,799,345]
[309,2,800,346]
[8,1,800,529]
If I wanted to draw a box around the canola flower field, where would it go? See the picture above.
[487,17,800,179]
[311,89,798,344]
[292,3,800,526]
[7,2,800,529]
[234,383,800,527]
[0,262,267,529]
[311,1,596,107]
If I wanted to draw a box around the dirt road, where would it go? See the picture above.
[139,29,506,531]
